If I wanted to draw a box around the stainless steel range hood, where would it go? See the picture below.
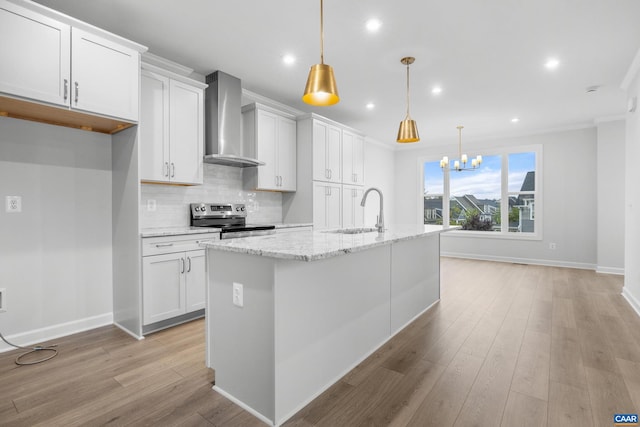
[204,71,263,167]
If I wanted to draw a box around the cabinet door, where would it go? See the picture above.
[342,185,365,228]
[278,116,297,191]
[313,182,328,229]
[326,125,342,183]
[71,28,139,121]
[353,187,365,227]
[342,130,355,185]
[256,109,278,189]
[0,1,70,107]
[142,253,186,325]
[139,71,170,182]
[169,79,203,185]
[326,183,342,228]
[312,121,328,181]
[353,134,365,185]
[185,249,206,312]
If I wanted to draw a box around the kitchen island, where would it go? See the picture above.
[201,224,453,426]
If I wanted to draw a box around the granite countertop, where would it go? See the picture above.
[141,227,222,238]
[201,224,454,262]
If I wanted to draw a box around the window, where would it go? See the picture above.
[422,145,541,239]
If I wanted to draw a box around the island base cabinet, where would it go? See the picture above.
[206,234,441,426]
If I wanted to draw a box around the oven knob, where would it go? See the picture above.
[194,207,200,212]
[240,206,245,211]
[236,207,240,211]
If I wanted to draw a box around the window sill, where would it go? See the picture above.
[442,229,542,241]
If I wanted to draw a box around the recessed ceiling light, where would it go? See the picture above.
[365,18,382,32]
[544,58,559,70]
[511,117,520,123]
[282,54,296,65]
[431,86,443,95]
[366,102,375,110]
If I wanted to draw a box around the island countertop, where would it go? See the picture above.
[200,224,454,261]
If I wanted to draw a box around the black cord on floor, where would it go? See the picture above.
[0,331,58,365]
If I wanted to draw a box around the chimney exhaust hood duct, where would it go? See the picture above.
[204,71,264,167]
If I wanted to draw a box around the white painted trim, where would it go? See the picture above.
[622,287,640,318]
[0,312,114,353]
[114,322,145,340]
[594,115,626,124]
[621,47,640,91]
[142,52,193,76]
[212,385,276,427]
[441,252,595,271]
[595,266,625,275]
[242,89,305,117]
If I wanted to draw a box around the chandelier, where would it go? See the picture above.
[440,125,482,171]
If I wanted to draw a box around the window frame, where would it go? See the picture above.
[418,144,543,241]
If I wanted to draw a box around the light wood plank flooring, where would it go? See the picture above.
[1,258,638,426]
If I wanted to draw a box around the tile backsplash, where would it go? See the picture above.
[140,164,282,229]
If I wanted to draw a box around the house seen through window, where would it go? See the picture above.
[423,148,539,237]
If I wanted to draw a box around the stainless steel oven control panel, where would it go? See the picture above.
[190,203,246,219]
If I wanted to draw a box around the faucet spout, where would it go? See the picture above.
[360,187,385,233]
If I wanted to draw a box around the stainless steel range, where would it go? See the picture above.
[190,203,276,239]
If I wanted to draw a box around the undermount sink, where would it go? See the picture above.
[326,227,378,234]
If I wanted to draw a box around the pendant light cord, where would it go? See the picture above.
[458,126,463,159]
[320,0,324,64]
[0,331,58,365]
[405,61,411,119]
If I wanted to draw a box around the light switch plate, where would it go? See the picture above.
[6,196,22,213]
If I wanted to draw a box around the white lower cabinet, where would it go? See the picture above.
[342,185,365,228]
[313,181,341,230]
[142,249,205,325]
[141,233,215,328]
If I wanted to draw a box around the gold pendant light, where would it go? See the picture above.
[303,0,339,106]
[397,56,419,143]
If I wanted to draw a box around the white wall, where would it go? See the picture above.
[623,62,640,315]
[0,117,114,349]
[394,127,598,268]
[362,138,395,227]
[596,120,626,274]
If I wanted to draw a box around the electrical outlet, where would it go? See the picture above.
[5,196,22,213]
[0,288,5,313]
[232,283,243,308]
[146,199,157,212]
[549,242,557,250]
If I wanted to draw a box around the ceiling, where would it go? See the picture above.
[34,0,640,148]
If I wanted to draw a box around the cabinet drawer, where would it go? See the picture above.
[142,233,219,256]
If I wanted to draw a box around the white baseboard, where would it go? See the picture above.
[622,287,640,318]
[441,251,596,270]
[0,312,113,353]
[212,385,275,426]
[596,266,625,275]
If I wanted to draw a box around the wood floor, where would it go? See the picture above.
[1,258,639,426]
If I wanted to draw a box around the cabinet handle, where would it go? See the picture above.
[187,257,192,272]
[181,258,185,274]
[171,163,175,178]
[164,162,170,177]
[155,243,174,248]
[63,79,68,101]
[74,82,79,104]
[279,176,282,186]
[329,169,332,179]
[325,169,329,179]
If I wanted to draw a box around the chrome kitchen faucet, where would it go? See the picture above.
[360,187,385,233]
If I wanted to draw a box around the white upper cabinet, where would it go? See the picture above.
[0,1,70,107]
[139,66,205,185]
[312,120,342,183]
[342,130,365,186]
[0,0,144,126]
[70,28,139,121]
[243,103,297,192]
